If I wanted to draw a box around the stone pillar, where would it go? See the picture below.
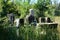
[7,13,15,26]
[25,9,35,24]
[39,17,41,23]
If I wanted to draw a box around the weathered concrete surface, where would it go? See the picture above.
[37,23,58,29]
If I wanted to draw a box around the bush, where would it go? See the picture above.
[0,24,59,40]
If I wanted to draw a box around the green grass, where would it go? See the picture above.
[0,24,59,40]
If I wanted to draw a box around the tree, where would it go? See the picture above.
[14,0,31,18]
[0,0,4,17]
[34,0,55,19]
[2,0,18,17]
[55,3,60,16]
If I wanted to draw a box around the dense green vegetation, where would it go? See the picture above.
[0,0,60,40]
[0,25,59,40]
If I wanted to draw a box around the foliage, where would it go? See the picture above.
[0,0,3,12]
[15,0,31,18]
[34,0,55,19]
[0,0,60,40]
[1,0,18,17]
[0,24,59,40]
[55,3,60,16]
